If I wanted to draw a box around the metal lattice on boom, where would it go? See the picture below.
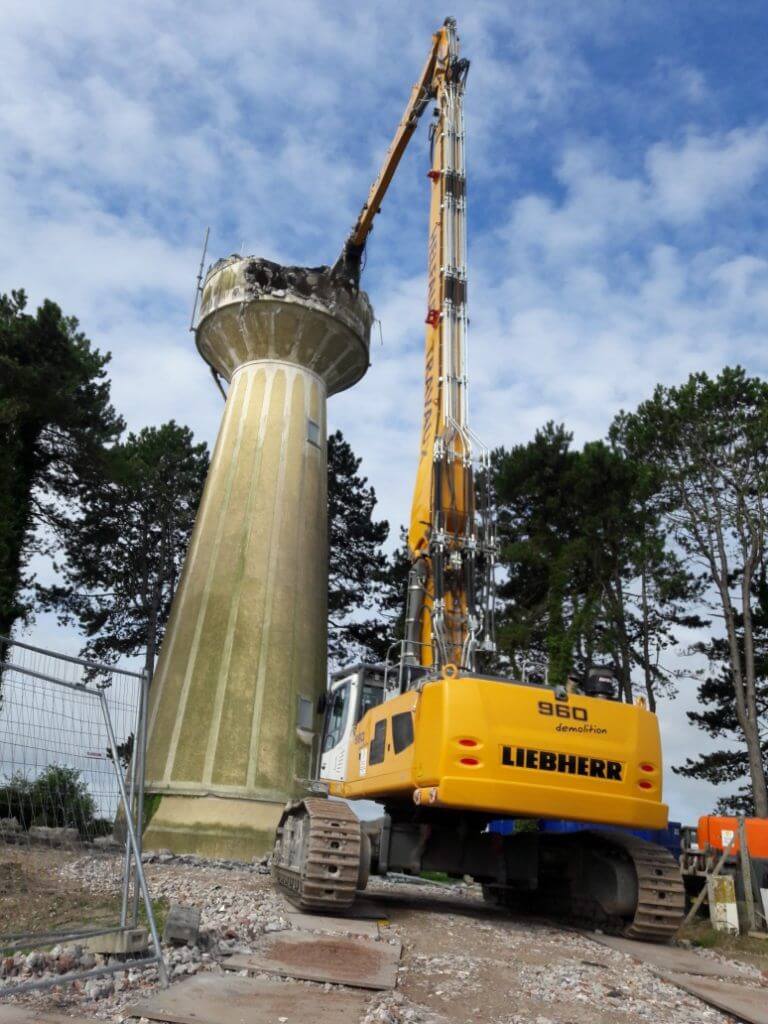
[334,17,496,676]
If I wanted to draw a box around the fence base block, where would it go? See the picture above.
[86,927,149,955]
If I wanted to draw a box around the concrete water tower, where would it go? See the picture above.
[143,256,372,857]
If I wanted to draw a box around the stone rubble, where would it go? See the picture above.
[1,851,765,1022]
[362,990,449,1024]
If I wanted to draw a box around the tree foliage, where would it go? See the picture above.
[0,765,101,836]
[0,290,122,644]
[327,430,393,665]
[41,422,209,676]
[674,570,768,815]
[493,424,699,705]
[613,366,768,815]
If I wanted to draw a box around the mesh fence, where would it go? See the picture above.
[0,640,141,838]
[0,636,167,993]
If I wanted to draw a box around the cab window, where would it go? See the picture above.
[358,681,384,723]
[323,683,350,751]
[369,719,387,765]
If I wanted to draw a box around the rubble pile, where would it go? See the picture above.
[2,851,765,1022]
[515,960,727,1023]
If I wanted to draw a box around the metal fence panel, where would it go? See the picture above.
[0,636,168,994]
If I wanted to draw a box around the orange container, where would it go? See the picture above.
[697,815,768,859]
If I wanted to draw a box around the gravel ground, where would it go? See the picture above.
[1,852,766,1023]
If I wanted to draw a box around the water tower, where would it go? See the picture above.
[143,256,372,857]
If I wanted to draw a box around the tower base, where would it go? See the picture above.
[142,793,282,860]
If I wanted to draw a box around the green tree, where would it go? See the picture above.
[493,424,699,705]
[493,424,585,685]
[0,290,122,645]
[327,430,391,665]
[577,439,703,710]
[674,569,768,815]
[612,367,768,816]
[41,422,209,677]
[0,765,97,835]
[377,527,414,661]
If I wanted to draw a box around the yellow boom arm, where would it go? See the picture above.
[336,19,496,673]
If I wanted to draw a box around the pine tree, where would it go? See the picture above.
[0,291,122,645]
[674,569,768,814]
[613,367,768,816]
[327,430,391,666]
[41,422,208,676]
[493,423,699,703]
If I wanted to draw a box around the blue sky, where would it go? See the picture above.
[2,1,768,821]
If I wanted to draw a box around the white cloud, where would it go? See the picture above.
[648,125,768,222]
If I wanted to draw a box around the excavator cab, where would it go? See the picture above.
[319,665,387,782]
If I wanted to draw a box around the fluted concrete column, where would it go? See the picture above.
[143,257,372,858]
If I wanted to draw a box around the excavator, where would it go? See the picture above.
[272,18,685,942]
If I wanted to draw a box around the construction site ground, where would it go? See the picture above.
[1,850,767,1024]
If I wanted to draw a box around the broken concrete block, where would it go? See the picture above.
[86,927,148,955]
[163,903,201,946]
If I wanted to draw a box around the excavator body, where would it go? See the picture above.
[272,18,686,941]
[326,671,667,830]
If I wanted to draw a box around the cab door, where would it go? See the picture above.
[319,676,356,781]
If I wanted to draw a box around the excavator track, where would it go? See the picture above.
[491,830,686,943]
[272,797,363,912]
[615,833,686,942]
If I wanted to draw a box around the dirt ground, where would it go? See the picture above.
[2,852,767,1023]
[0,846,117,946]
[365,881,761,1024]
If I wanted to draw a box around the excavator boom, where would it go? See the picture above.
[335,18,495,672]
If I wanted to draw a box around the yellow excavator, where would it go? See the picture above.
[273,18,685,941]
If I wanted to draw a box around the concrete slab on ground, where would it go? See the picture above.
[125,973,369,1023]
[347,897,389,920]
[659,972,768,1024]
[0,1010,101,1023]
[287,910,380,937]
[587,931,748,979]
[224,931,402,989]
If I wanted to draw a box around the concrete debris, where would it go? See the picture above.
[141,848,271,874]
[163,903,202,947]
[86,927,148,956]
[4,851,765,1023]
[243,256,365,306]
[361,990,449,1024]
[514,960,732,1021]
[83,977,114,1001]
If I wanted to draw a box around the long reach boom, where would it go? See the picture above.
[335,18,496,673]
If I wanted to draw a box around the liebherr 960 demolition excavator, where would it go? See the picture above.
[273,18,685,941]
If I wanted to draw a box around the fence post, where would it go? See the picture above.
[100,690,168,988]
[131,666,150,926]
[738,815,757,933]
[120,714,139,928]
